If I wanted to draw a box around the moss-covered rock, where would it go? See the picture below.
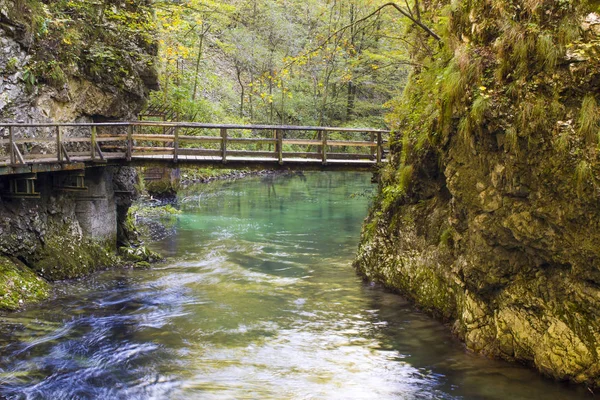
[0,256,49,311]
[119,246,162,264]
[356,0,600,389]
[28,236,117,281]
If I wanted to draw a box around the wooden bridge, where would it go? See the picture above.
[0,122,389,179]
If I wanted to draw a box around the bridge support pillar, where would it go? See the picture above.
[74,167,117,247]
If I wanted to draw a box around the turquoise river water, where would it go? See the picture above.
[0,172,591,399]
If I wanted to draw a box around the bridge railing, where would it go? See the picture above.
[0,122,389,167]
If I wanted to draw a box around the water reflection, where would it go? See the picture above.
[0,172,590,399]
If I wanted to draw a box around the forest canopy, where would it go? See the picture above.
[151,0,419,127]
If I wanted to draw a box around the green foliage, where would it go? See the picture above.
[536,34,560,71]
[575,159,594,197]
[150,0,409,127]
[470,95,490,126]
[439,226,455,247]
[5,57,18,74]
[505,126,519,154]
[13,0,156,90]
[20,68,37,93]
[578,95,600,144]
[380,164,413,211]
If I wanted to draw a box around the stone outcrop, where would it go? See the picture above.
[355,1,600,388]
[0,1,157,310]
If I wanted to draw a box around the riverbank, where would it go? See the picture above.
[0,172,590,399]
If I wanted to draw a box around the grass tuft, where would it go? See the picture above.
[578,95,600,144]
[575,160,594,197]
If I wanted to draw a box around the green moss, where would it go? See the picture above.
[439,226,455,247]
[4,57,18,74]
[28,234,117,281]
[145,180,179,197]
[0,256,49,311]
[119,246,162,264]
[12,0,156,90]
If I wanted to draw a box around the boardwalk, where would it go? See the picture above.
[0,122,389,176]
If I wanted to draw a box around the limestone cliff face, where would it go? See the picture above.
[0,0,158,122]
[355,0,600,388]
[0,1,157,310]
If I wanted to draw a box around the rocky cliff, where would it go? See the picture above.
[355,0,600,388]
[0,0,158,310]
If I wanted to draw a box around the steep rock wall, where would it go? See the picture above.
[355,0,600,388]
[0,0,157,310]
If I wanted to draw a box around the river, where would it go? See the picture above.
[0,172,590,399]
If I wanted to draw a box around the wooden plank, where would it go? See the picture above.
[178,149,221,157]
[132,146,174,152]
[131,134,175,141]
[282,139,321,146]
[280,152,321,159]
[12,138,56,144]
[131,122,390,133]
[178,135,222,143]
[326,153,374,160]
[95,142,105,161]
[60,143,71,163]
[227,137,276,144]
[95,136,126,142]
[23,153,60,160]
[0,122,390,134]
[227,150,280,158]
[132,151,174,157]
[12,143,25,164]
[64,137,92,143]
[101,145,127,151]
[103,152,126,159]
[326,140,376,147]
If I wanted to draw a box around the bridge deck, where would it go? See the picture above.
[0,122,389,176]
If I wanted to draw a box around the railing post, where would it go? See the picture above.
[370,132,375,160]
[376,132,382,163]
[316,130,322,158]
[277,129,283,165]
[322,130,328,165]
[221,128,228,164]
[91,125,97,160]
[56,126,62,162]
[127,124,133,161]
[8,126,14,165]
[173,124,179,163]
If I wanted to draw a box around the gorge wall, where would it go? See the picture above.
[0,0,157,310]
[355,0,600,388]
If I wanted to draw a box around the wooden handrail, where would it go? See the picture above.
[0,121,390,169]
[0,121,389,133]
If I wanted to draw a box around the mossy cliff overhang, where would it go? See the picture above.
[0,0,159,122]
[356,0,600,389]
